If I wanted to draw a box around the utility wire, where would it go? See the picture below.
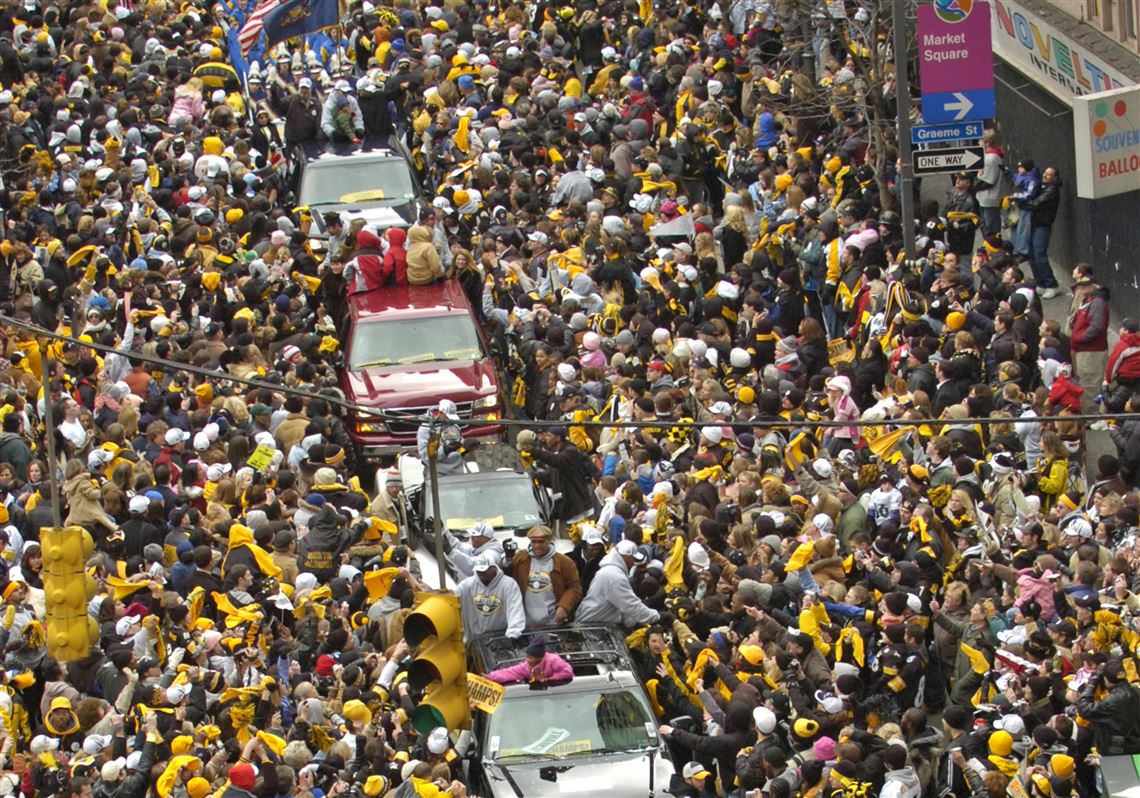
[3,313,1136,431]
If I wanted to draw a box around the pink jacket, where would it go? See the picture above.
[169,90,206,125]
[1015,569,1056,621]
[485,653,574,685]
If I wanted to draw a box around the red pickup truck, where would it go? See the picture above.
[340,281,504,459]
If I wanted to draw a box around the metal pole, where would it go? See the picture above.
[892,0,917,260]
[40,362,61,528]
[426,422,447,590]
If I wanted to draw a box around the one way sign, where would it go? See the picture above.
[914,146,984,177]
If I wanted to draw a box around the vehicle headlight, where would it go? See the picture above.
[355,421,382,433]
[473,395,498,410]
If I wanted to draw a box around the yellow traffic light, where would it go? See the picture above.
[41,527,98,661]
[405,594,469,735]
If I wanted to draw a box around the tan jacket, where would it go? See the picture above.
[274,412,309,457]
[405,226,443,285]
[64,473,117,531]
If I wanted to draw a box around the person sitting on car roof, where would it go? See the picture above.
[484,635,573,685]
[443,522,505,580]
[510,525,582,628]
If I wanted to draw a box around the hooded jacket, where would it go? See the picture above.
[347,230,385,293]
[457,567,525,642]
[881,765,921,798]
[380,227,408,285]
[1108,330,1140,382]
[297,506,353,582]
[575,549,660,627]
[443,531,505,580]
[405,225,443,285]
[510,548,583,623]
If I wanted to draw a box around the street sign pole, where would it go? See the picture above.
[894,0,916,261]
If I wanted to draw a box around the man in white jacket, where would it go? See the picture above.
[575,540,661,628]
[881,744,921,798]
[444,522,504,580]
[457,556,525,643]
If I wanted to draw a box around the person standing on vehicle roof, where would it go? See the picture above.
[576,539,664,628]
[443,521,504,580]
[457,555,526,643]
[520,425,597,523]
[416,399,465,475]
[510,525,582,627]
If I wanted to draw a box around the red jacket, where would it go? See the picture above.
[1107,331,1140,382]
[349,230,384,293]
[380,227,408,286]
[1048,374,1084,413]
[1070,289,1109,353]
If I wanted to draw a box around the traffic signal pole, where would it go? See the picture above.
[426,422,448,589]
[41,361,61,528]
[893,0,918,261]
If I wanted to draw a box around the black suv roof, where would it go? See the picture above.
[469,626,633,676]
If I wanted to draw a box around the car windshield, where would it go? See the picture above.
[487,688,656,761]
[438,478,543,530]
[349,316,484,368]
[300,158,417,207]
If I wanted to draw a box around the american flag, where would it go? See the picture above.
[238,0,283,55]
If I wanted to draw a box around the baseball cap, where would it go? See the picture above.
[753,706,777,734]
[682,762,711,780]
[83,734,112,756]
[466,521,493,540]
[615,539,646,563]
[472,555,496,574]
[582,526,606,546]
[165,429,190,445]
[101,758,127,782]
[115,615,141,636]
[206,463,232,482]
[815,691,845,714]
[708,401,733,416]
[994,715,1025,736]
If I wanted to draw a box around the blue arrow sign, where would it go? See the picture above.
[922,89,996,124]
[911,121,986,146]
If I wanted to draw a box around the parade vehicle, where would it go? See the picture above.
[465,626,678,798]
[341,281,504,459]
[291,138,425,249]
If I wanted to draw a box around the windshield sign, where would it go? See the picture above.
[488,689,655,761]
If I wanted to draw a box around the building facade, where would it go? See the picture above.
[986,0,1140,303]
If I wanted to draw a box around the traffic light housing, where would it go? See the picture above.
[405,593,469,735]
[41,527,98,661]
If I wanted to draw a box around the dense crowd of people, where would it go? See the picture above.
[0,0,1138,796]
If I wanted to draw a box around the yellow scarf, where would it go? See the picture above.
[225,524,282,580]
[156,755,200,798]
